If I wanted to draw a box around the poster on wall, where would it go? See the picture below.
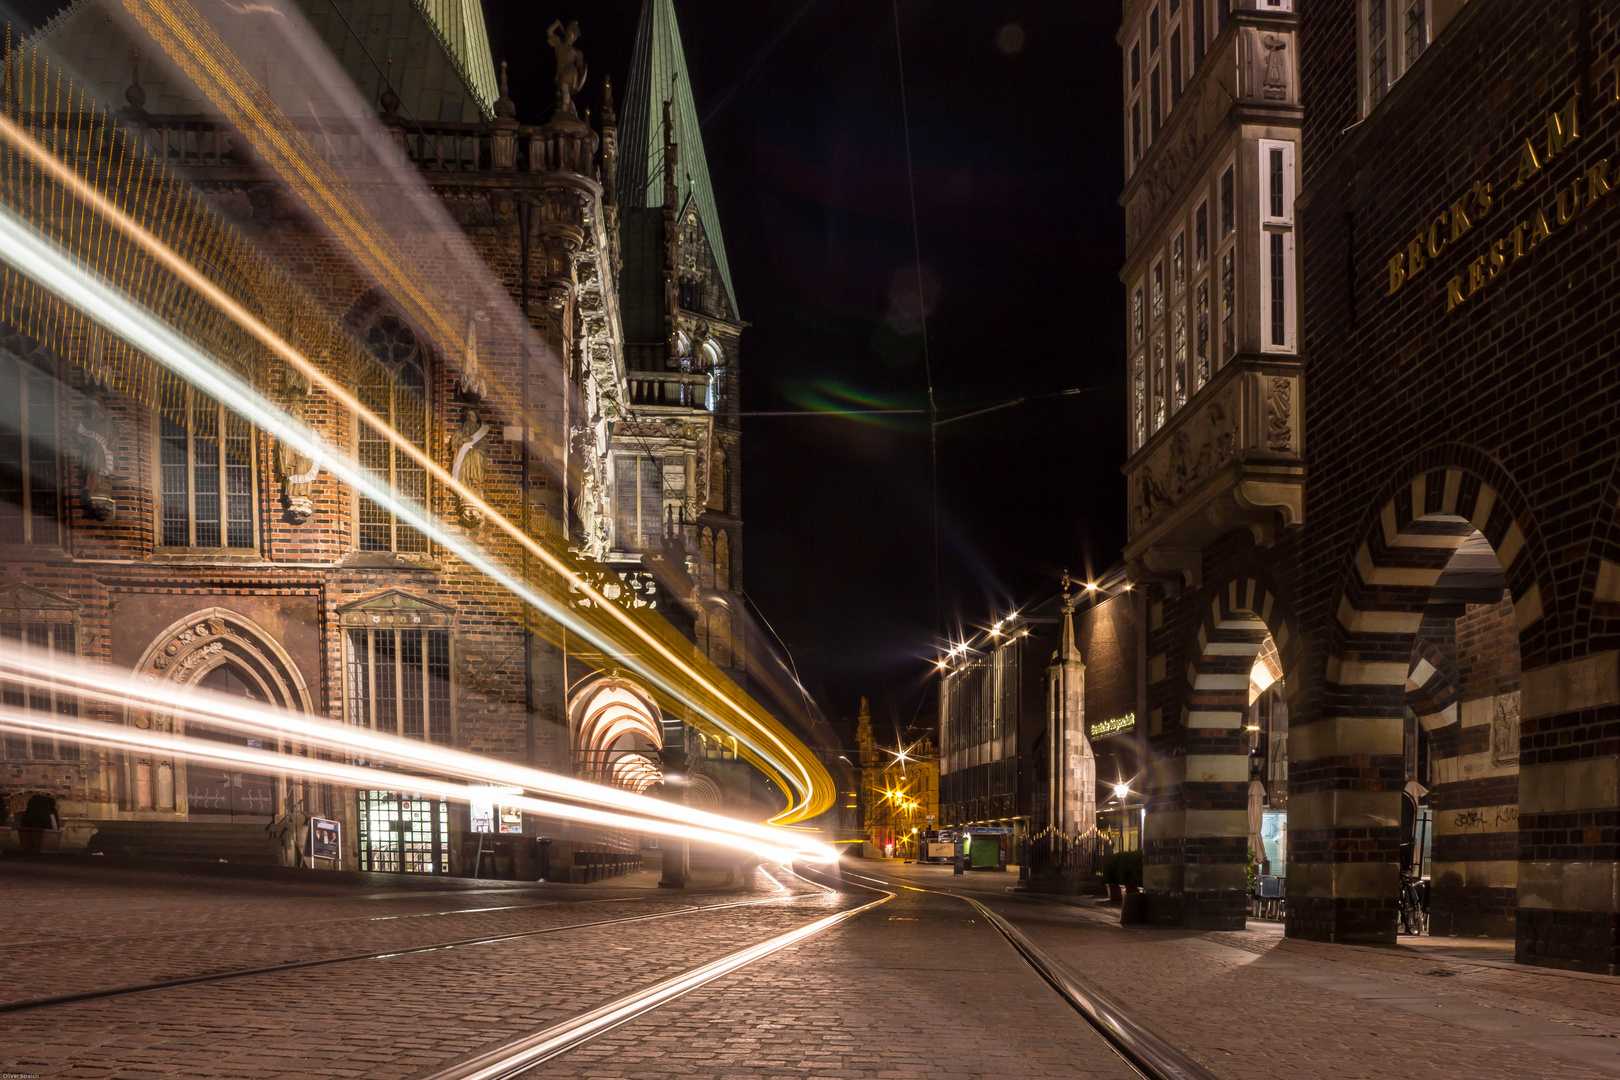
[309,817,341,864]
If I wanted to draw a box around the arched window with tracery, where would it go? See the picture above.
[715,529,731,591]
[707,444,728,513]
[699,526,715,588]
[356,313,429,553]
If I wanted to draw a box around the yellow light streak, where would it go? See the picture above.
[0,643,835,861]
[0,111,832,826]
[0,705,822,864]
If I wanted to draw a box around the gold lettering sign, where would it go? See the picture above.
[1383,86,1615,313]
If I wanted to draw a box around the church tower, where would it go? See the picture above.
[613,0,745,674]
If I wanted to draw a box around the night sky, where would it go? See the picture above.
[489,1,1127,742]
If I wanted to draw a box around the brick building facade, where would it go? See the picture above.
[0,0,760,872]
[1122,0,1620,975]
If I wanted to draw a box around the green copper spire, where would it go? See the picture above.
[617,0,737,317]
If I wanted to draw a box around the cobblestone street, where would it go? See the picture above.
[5,858,1618,1079]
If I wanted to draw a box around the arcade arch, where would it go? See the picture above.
[569,676,664,792]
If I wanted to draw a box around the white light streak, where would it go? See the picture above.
[0,645,837,863]
[0,191,822,822]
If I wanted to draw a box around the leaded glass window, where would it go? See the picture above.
[614,455,664,551]
[346,627,451,743]
[356,313,429,553]
[158,384,254,549]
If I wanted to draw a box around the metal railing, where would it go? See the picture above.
[1022,825,1109,881]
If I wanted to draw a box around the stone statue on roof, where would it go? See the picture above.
[547,20,588,116]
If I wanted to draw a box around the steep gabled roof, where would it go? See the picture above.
[617,0,737,318]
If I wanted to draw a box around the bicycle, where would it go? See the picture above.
[1399,873,1428,935]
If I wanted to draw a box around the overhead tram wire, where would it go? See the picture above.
[892,0,940,635]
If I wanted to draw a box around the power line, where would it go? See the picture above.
[891,0,939,635]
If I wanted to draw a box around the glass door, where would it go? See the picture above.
[358,790,448,873]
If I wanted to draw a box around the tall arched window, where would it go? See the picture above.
[699,527,715,588]
[715,529,731,591]
[0,352,59,546]
[356,313,429,553]
[701,339,726,412]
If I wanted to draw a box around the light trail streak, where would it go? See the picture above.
[0,160,828,823]
[0,645,838,863]
[0,703,822,865]
[422,885,894,1080]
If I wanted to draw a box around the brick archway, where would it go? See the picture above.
[1147,574,1296,929]
[1315,463,1546,944]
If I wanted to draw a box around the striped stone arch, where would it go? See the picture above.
[1312,462,1547,945]
[1405,637,1458,724]
[1147,575,1296,930]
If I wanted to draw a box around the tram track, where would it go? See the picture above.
[418,866,893,1080]
[843,870,1218,1080]
[415,865,1218,1080]
[0,883,815,1016]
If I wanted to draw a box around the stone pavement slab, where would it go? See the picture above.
[878,861,1620,1080]
[530,872,1139,1080]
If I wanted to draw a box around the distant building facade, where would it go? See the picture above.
[937,574,1141,854]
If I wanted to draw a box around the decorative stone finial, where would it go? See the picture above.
[125,51,146,111]
[494,59,516,120]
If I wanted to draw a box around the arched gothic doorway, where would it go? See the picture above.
[126,608,313,820]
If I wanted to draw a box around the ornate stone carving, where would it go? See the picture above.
[547,19,588,116]
[1262,35,1289,100]
[76,397,118,522]
[449,406,489,529]
[275,366,318,524]
[1266,377,1293,452]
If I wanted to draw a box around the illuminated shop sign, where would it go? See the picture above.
[1089,712,1136,738]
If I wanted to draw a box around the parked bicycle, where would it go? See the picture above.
[1399,873,1429,935]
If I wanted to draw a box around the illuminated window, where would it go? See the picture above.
[1172,232,1185,295]
[356,312,429,553]
[1172,308,1188,412]
[0,591,78,762]
[0,353,60,547]
[1152,333,1166,432]
[1132,354,1146,451]
[1151,259,1165,323]
[1194,279,1210,388]
[346,626,452,743]
[1132,285,1144,345]
[614,454,664,551]
[158,383,254,550]
[358,791,449,874]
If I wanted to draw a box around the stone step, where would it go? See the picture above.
[83,820,285,864]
